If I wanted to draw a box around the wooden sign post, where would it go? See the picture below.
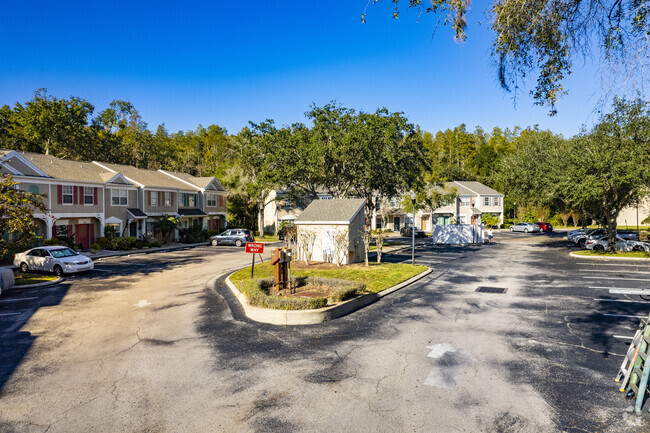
[245,242,265,278]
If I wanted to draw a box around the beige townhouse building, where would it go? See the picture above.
[0,150,227,249]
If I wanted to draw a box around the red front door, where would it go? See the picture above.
[74,224,91,249]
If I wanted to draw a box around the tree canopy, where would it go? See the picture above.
[366,0,650,114]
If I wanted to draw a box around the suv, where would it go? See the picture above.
[209,229,254,247]
[400,227,427,238]
[535,222,553,232]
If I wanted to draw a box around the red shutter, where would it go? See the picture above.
[93,188,97,205]
[73,186,78,205]
[67,225,73,237]
[57,185,62,204]
[219,196,223,207]
[78,187,83,204]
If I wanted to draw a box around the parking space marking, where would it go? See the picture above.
[590,286,642,290]
[603,313,647,318]
[92,268,113,273]
[0,312,22,317]
[0,297,39,303]
[614,335,635,339]
[579,269,650,274]
[583,276,650,282]
[594,298,650,304]
[578,263,650,267]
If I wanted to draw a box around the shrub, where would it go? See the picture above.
[90,242,101,251]
[180,225,206,243]
[96,237,111,250]
[206,230,220,238]
[149,241,162,248]
[133,240,145,249]
[43,238,62,246]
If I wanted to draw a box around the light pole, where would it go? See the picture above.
[513,202,516,224]
[411,191,416,266]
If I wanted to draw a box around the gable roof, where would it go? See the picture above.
[4,151,119,183]
[159,170,225,192]
[94,162,190,189]
[453,181,503,196]
[295,198,365,224]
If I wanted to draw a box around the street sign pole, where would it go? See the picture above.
[251,252,255,278]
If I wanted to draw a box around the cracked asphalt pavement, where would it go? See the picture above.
[1,233,650,432]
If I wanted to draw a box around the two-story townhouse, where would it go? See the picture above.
[157,170,227,231]
[91,162,189,240]
[0,150,135,249]
[0,150,229,247]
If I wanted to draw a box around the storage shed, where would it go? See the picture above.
[294,198,366,265]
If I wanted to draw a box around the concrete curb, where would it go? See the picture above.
[224,267,432,326]
[13,277,63,289]
[569,252,650,261]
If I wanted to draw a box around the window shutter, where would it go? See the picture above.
[78,187,83,204]
[93,188,97,205]
[73,186,78,205]
[159,191,163,205]
[148,191,151,206]
[57,185,62,204]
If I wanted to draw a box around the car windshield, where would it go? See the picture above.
[50,248,78,258]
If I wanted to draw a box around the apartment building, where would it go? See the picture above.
[0,150,227,248]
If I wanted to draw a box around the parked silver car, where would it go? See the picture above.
[585,235,650,252]
[14,246,94,276]
[573,228,639,247]
[209,229,255,247]
[509,222,541,233]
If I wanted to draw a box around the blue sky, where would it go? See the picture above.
[1,1,607,137]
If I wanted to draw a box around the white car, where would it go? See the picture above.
[14,246,94,276]
[509,222,541,233]
[585,235,650,252]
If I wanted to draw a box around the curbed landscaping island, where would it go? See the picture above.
[229,261,428,311]
[571,250,650,259]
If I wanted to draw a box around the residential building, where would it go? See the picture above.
[0,150,227,248]
[372,181,504,231]
[263,189,333,234]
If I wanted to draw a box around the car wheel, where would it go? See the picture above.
[509,227,514,232]
[578,239,586,247]
[53,265,63,276]
[20,262,29,273]
[594,245,605,251]
[211,239,218,246]
[524,228,529,233]
[235,239,243,247]
[633,245,644,252]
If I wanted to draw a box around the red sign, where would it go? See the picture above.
[245,242,264,254]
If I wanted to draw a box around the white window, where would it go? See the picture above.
[84,187,94,205]
[151,191,158,206]
[484,197,490,207]
[494,197,500,207]
[105,223,121,237]
[207,194,217,207]
[179,193,196,207]
[460,197,470,207]
[62,185,73,204]
[459,215,467,224]
[164,192,172,207]
[111,189,128,206]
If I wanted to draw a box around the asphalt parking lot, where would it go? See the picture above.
[2,233,650,432]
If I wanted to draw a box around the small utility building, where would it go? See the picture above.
[294,198,366,265]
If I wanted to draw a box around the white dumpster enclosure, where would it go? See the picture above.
[432,224,484,244]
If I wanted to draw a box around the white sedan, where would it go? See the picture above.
[585,235,650,252]
[14,246,94,276]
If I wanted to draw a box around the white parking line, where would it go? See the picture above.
[578,263,650,267]
[614,335,635,339]
[579,269,650,274]
[92,268,113,273]
[583,276,650,282]
[603,313,647,318]
[0,312,22,317]
[590,286,643,290]
[0,297,38,303]
[594,298,650,304]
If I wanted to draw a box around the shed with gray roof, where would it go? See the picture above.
[295,199,366,265]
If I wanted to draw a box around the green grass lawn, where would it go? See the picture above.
[255,236,282,243]
[230,261,428,294]
[13,273,59,286]
[573,250,650,258]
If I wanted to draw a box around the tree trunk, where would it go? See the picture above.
[257,198,265,238]
[604,211,618,253]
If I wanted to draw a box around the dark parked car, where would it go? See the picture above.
[535,222,553,232]
[400,227,427,238]
[209,229,254,247]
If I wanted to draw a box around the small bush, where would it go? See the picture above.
[149,241,162,248]
[133,240,145,249]
[90,242,101,251]
[96,237,111,249]
[206,230,220,237]
[43,238,62,246]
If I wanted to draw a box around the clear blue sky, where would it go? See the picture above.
[1,1,607,138]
